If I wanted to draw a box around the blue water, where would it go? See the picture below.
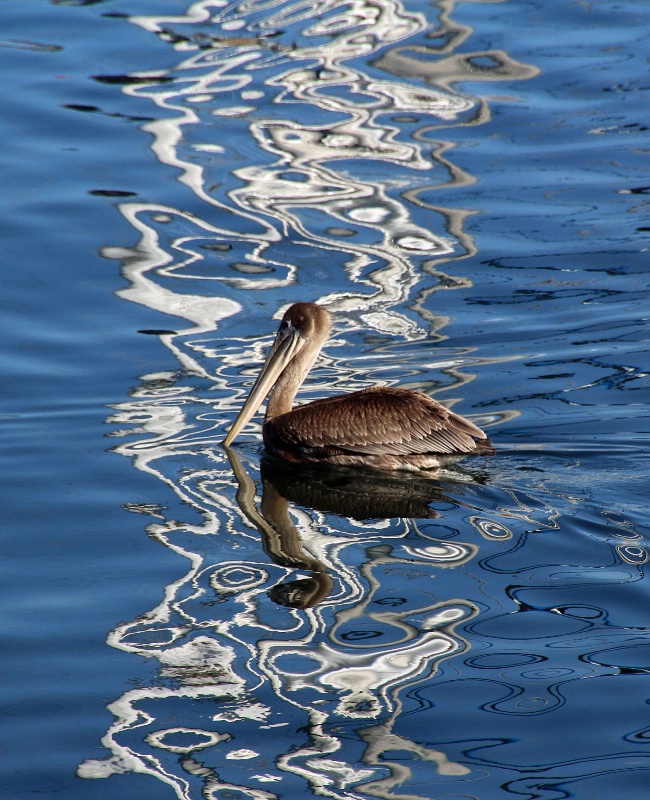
[2,1,649,798]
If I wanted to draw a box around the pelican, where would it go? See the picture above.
[224,302,491,471]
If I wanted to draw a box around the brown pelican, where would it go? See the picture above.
[224,302,491,470]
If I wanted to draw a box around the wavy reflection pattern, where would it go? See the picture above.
[77,1,649,798]
[105,0,536,342]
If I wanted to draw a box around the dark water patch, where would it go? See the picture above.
[0,38,62,51]
[90,189,138,197]
[93,73,175,85]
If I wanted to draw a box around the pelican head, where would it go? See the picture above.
[224,303,332,446]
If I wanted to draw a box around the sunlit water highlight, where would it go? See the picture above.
[2,0,649,798]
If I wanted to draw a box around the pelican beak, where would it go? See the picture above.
[224,324,304,446]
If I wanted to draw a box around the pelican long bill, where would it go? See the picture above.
[224,323,305,446]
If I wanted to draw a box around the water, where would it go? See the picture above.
[2,0,649,798]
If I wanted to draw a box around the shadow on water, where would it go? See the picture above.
[260,452,488,522]
[71,0,650,798]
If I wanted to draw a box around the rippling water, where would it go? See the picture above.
[2,0,649,798]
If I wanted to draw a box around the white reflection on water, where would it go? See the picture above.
[79,440,486,798]
[79,1,543,798]
[107,0,537,332]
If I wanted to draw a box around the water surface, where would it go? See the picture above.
[2,0,649,798]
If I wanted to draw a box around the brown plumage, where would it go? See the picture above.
[224,302,491,470]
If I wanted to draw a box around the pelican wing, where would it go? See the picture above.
[266,387,486,457]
